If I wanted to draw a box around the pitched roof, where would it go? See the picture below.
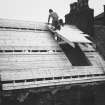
[95,12,104,20]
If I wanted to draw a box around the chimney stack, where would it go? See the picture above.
[78,0,89,8]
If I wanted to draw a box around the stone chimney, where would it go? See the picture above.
[65,0,94,36]
[78,0,89,8]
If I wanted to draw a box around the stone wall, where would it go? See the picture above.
[94,25,105,59]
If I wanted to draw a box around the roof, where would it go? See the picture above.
[95,12,104,20]
[0,19,105,91]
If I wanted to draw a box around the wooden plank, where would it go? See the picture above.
[0,31,58,46]
[0,49,104,81]
[1,65,104,81]
[0,46,61,50]
[0,52,72,81]
[78,43,95,52]
[0,31,52,39]
[48,25,92,44]
[2,76,105,90]
[0,18,48,30]
[0,31,61,50]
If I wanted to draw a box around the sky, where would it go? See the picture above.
[0,0,104,22]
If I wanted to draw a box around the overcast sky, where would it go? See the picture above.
[0,0,105,22]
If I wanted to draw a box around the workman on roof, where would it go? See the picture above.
[48,9,60,30]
